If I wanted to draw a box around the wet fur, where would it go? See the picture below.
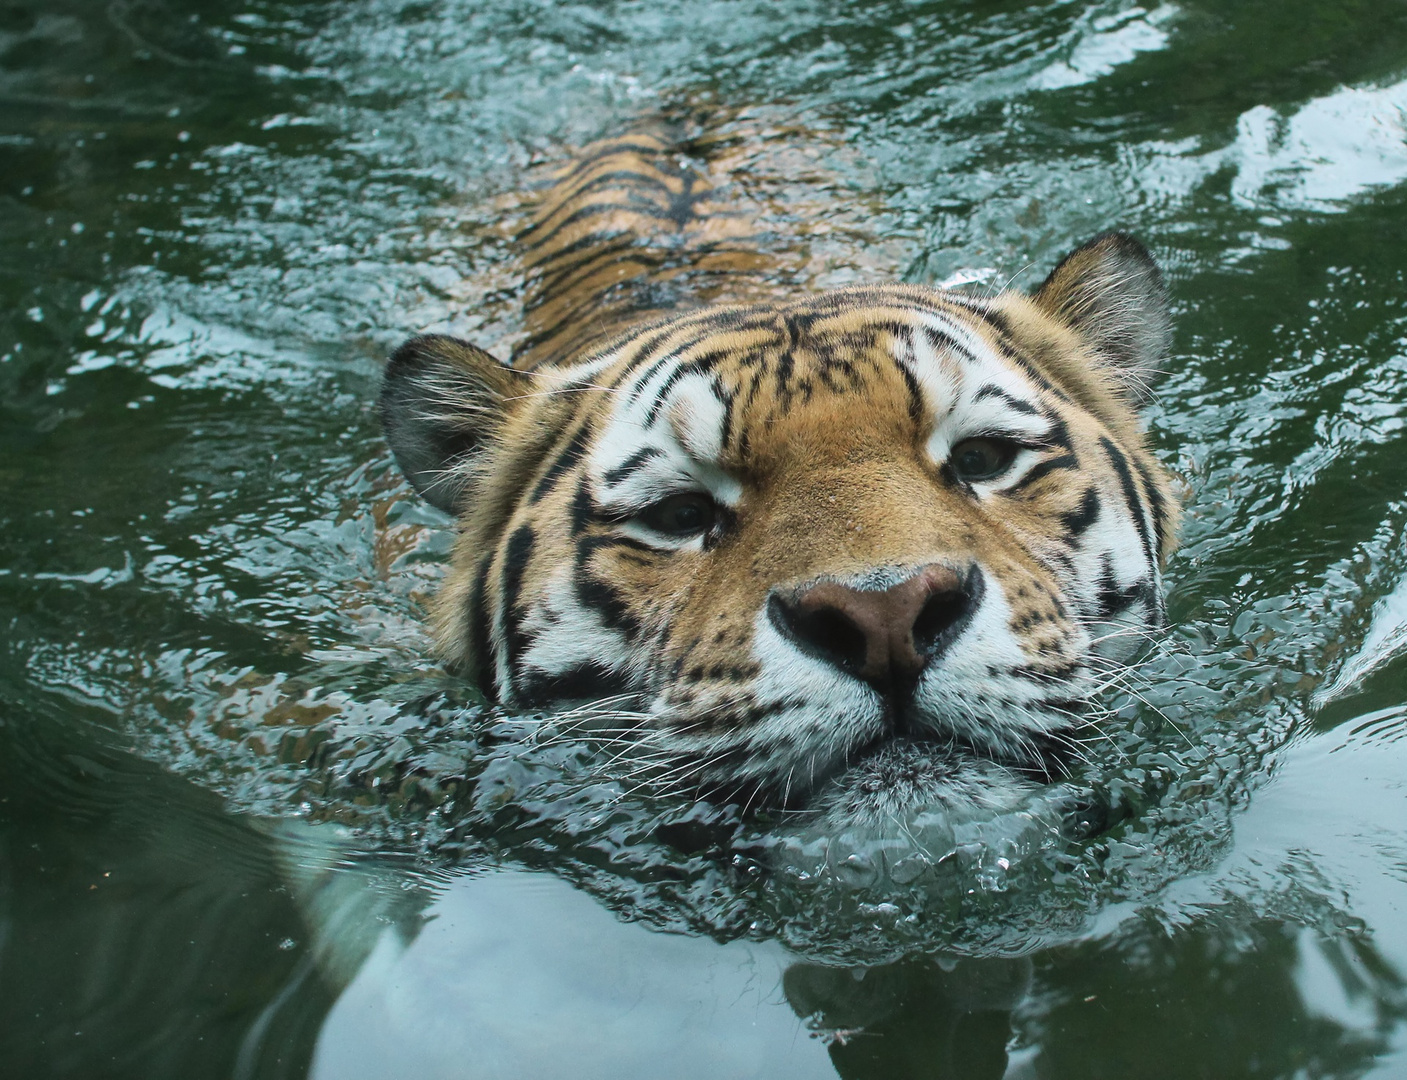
[380,121,1179,826]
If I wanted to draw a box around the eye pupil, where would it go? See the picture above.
[637,493,718,537]
[950,438,1016,482]
[960,447,989,472]
[670,502,702,530]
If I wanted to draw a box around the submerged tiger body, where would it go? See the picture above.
[381,124,1178,826]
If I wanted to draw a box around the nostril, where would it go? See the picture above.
[769,566,984,689]
[912,569,984,658]
[767,594,869,674]
[912,592,966,650]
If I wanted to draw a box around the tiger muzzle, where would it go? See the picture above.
[767,563,984,701]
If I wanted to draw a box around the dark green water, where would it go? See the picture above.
[5,0,1407,1076]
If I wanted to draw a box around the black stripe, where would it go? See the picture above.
[522,171,680,245]
[500,524,537,682]
[616,309,784,391]
[574,534,644,636]
[643,354,730,425]
[602,446,664,487]
[1093,553,1156,621]
[1008,452,1079,492]
[525,225,639,277]
[1101,578,1155,620]
[1043,417,1072,452]
[521,197,697,260]
[525,167,680,225]
[548,138,670,185]
[666,169,703,226]
[968,304,1012,337]
[960,306,1075,404]
[774,345,795,401]
[530,421,593,503]
[599,535,667,556]
[1060,487,1101,538]
[816,356,857,394]
[468,553,499,701]
[973,383,1039,413]
[524,308,681,373]
[515,661,631,705]
[573,573,639,636]
[893,350,926,426]
[921,324,977,364]
[621,325,708,402]
[861,317,913,340]
[1132,457,1168,558]
[734,369,766,458]
[525,231,655,286]
[1099,436,1154,569]
[717,385,740,452]
[569,480,595,535]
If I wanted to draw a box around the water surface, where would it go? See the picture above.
[4,0,1407,1076]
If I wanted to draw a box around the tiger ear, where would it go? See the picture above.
[379,334,529,514]
[1032,232,1171,400]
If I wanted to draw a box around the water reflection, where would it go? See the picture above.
[1015,915,1402,1079]
[0,703,332,1079]
[308,870,832,1080]
[784,955,1029,1078]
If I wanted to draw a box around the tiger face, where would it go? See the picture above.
[381,234,1177,827]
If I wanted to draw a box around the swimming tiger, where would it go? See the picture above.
[379,120,1178,827]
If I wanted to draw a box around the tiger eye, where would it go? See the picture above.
[950,437,1019,483]
[635,492,719,537]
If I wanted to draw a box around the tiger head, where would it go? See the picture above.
[381,234,1178,826]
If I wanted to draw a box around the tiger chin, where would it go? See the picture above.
[378,129,1179,833]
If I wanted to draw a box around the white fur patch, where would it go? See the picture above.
[586,362,741,554]
[513,569,637,696]
[891,321,1058,477]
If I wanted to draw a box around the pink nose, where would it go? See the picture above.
[767,564,982,693]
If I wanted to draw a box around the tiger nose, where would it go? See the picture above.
[767,564,983,692]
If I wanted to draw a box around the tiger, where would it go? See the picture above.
[378,120,1178,828]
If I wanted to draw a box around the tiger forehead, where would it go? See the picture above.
[599,290,1007,394]
[582,292,1050,480]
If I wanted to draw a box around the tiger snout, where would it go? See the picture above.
[766,564,983,702]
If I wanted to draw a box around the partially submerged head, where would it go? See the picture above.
[381,234,1177,826]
